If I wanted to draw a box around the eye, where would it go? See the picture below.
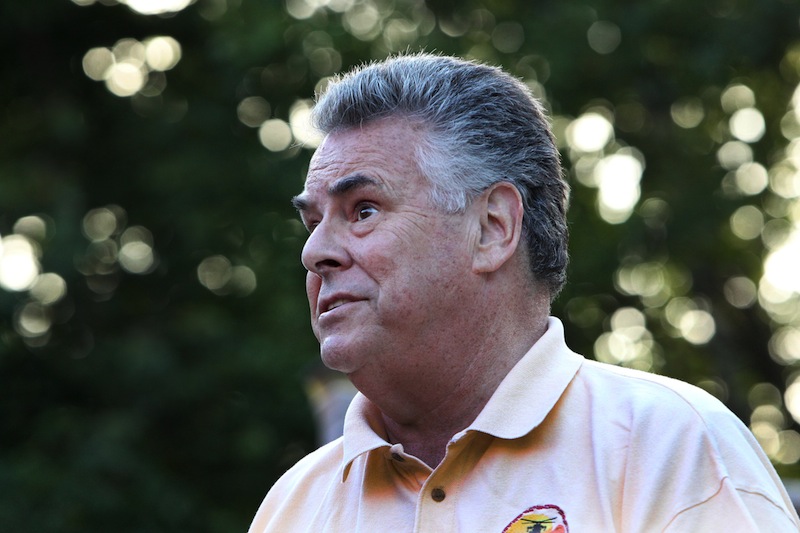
[302,218,319,233]
[356,204,378,221]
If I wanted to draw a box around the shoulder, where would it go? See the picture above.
[572,360,799,527]
[271,437,346,494]
[571,360,795,523]
[248,438,346,532]
[570,359,767,480]
[576,358,734,425]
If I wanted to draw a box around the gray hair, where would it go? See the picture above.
[312,53,569,299]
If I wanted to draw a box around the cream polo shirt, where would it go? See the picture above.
[249,318,800,532]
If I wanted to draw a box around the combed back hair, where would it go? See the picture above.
[312,53,569,299]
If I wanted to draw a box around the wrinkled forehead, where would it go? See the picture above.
[300,118,430,196]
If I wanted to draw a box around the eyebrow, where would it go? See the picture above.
[291,174,382,213]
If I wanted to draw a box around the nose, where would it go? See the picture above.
[301,218,351,275]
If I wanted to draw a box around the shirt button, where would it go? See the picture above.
[431,487,446,502]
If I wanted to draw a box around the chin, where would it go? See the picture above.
[319,340,362,374]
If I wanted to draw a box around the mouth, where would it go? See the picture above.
[318,295,362,318]
[325,299,350,313]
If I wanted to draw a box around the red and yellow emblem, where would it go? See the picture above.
[502,504,568,533]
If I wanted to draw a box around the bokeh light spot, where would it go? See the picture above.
[717,140,753,170]
[383,18,419,51]
[784,377,800,424]
[82,47,115,81]
[769,162,800,199]
[762,218,792,250]
[664,297,715,344]
[593,306,656,370]
[259,119,293,152]
[327,0,356,12]
[343,4,382,40]
[752,420,781,457]
[228,265,257,296]
[119,242,155,274]
[144,36,182,72]
[671,97,705,129]
[238,97,272,128]
[289,100,323,148]
[762,226,800,295]
[13,216,48,242]
[730,107,766,143]
[594,151,644,224]
[566,112,614,153]
[611,306,646,331]
[723,276,757,309]
[734,162,769,196]
[112,38,146,65]
[492,22,524,54]
[770,327,800,364]
[198,0,228,20]
[587,21,621,55]
[105,60,148,97]
[721,83,756,113]
[286,0,317,19]
[697,378,729,402]
[0,235,41,292]
[83,36,182,98]
[30,273,68,305]
[118,226,156,274]
[198,255,231,293]
[121,0,194,15]
[729,205,764,240]
[197,256,256,296]
[776,430,800,464]
[307,47,342,77]
[615,261,667,299]
[751,403,786,429]
[679,309,716,345]
[14,302,51,338]
[749,382,783,409]
[83,207,121,242]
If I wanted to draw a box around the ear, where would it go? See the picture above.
[472,181,524,274]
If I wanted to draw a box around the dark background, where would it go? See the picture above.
[3,0,800,530]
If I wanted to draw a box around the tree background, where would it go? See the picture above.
[2,0,800,531]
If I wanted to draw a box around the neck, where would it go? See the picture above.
[348,260,551,468]
[373,309,549,468]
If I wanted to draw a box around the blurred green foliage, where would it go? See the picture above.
[2,0,800,530]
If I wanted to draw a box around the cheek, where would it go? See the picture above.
[306,272,321,312]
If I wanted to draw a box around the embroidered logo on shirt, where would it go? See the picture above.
[502,504,569,533]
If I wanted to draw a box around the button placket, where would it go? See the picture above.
[415,474,457,531]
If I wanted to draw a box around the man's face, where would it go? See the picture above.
[293,118,477,386]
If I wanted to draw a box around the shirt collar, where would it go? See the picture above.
[341,392,391,481]
[467,317,583,439]
[339,317,584,478]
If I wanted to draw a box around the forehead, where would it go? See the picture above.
[299,118,429,202]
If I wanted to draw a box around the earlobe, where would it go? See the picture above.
[473,182,524,274]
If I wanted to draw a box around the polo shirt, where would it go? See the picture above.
[248,318,800,532]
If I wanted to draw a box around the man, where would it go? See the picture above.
[248,54,800,532]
